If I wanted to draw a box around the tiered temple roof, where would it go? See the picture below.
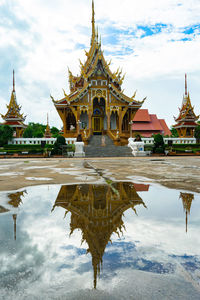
[173,74,199,138]
[51,1,145,143]
[52,1,143,107]
[132,109,171,137]
[1,70,27,137]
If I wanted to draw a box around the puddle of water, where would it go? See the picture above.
[25,177,53,181]
[0,182,200,300]
[0,172,24,176]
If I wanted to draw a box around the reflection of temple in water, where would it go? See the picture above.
[52,182,148,288]
[180,192,194,233]
[0,191,26,240]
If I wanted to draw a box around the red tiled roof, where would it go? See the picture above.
[159,119,171,136]
[174,121,198,127]
[3,121,23,126]
[150,114,163,130]
[132,109,171,136]
[136,131,160,137]
[133,109,151,122]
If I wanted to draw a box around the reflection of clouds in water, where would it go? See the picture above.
[0,183,200,299]
[0,216,45,290]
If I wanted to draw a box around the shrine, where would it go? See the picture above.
[1,70,27,138]
[44,114,52,138]
[173,74,199,138]
[1,71,27,138]
[51,1,144,145]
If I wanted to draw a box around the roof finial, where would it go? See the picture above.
[185,73,187,96]
[91,0,95,44]
[13,69,15,92]
[47,113,49,125]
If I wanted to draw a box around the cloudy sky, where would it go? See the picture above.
[0,0,200,129]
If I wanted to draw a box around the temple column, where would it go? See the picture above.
[107,109,110,131]
[77,108,81,135]
[119,107,122,134]
[63,109,67,135]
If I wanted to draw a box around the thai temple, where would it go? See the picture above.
[52,182,148,288]
[1,70,27,137]
[173,74,199,138]
[51,1,145,145]
[132,109,171,137]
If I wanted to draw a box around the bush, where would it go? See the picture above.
[153,134,165,154]
[0,125,14,146]
[51,135,66,155]
[194,125,200,143]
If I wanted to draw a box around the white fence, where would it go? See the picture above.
[8,138,77,145]
[136,137,197,145]
[8,137,197,146]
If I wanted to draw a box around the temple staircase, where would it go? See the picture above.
[85,135,133,157]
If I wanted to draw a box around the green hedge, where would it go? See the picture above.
[1,143,73,154]
[170,144,200,148]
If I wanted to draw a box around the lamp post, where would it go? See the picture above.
[129,121,133,138]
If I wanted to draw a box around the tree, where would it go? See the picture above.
[153,134,165,154]
[23,126,33,138]
[194,125,200,143]
[51,126,60,138]
[170,127,179,137]
[23,122,46,138]
[0,125,14,146]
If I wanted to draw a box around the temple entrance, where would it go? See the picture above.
[93,117,102,133]
[92,97,105,135]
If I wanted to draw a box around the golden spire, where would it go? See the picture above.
[44,113,52,138]
[13,214,17,240]
[13,69,15,92]
[91,0,95,44]
[185,73,187,96]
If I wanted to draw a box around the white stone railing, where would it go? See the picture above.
[8,138,77,145]
[129,137,197,145]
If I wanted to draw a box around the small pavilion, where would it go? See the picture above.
[173,74,199,138]
[1,70,27,137]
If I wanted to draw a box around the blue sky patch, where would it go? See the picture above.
[183,24,200,35]
[0,4,30,31]
[137,23,169,38]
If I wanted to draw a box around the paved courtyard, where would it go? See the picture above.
[0,157,200,192]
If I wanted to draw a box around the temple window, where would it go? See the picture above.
[97,80,101,86]
[92,80,97,86]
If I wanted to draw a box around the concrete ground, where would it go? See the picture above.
[0,156,200,192]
